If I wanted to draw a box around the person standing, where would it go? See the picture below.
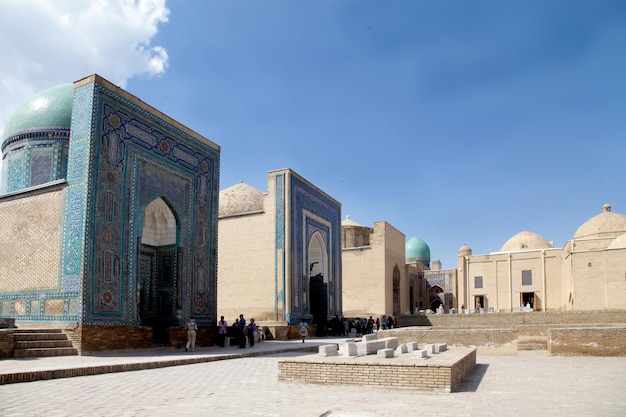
[185,316,197,352]
[247,318,257,347]
[299,318,308,343]
[237,314,247,348]
[218,316,228,347]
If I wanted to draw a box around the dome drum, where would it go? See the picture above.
[1,83,74,194]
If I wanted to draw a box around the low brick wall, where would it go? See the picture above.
[0,329,15,358]
[548,326,626,356]
[278,347,476,392]
[378,327,518,354]
[397,310,626,328]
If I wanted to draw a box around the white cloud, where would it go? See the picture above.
[0,0,170,135]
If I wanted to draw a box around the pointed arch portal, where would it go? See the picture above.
[308,232,328,329]
[138,198,180,344]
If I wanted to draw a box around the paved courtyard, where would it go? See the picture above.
[1,349,625,417]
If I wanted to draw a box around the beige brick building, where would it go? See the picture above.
[341,217,436,318]
[458,204,626,312]
[217,169,342,327]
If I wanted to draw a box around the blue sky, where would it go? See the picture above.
[1,0,625,268]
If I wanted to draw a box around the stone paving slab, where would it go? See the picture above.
[0,338,326,384]
[0,350,625,416]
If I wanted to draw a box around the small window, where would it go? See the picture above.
[522,270,532,286]
[474,276,483,289]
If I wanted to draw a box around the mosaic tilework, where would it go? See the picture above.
[78,81,219,326]
[44,299,64,315]
[274,174,286,321]
[288,174,342,324]
[59,81,95,319]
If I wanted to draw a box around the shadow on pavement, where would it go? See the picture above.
[454,363,489,393]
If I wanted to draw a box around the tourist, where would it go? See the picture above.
[218,315,228,347]
[184,316,197,352]
[375,317,380,332]
[387,315,393,329]
[247,318,257,347]
[299,318,308,343]
[233,318,240,346]
[343,318,349,336]
[367,316,374,334]
[237,314,247,348]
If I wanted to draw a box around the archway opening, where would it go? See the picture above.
[308,232,328,334]
[392,265,401,316]
[138,198,179,345]
[428,285,444,312]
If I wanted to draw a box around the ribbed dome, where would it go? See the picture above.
[406,236,430,261]
[608,233,626,250]
[500,231,552,251]
[219,183,264,216]
[2,83,74,149]
[574,204,626,240]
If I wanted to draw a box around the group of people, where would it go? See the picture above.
[328,315,396,337]
[230,314,258,348]
[185,314,261,352]
[185,313,397,351]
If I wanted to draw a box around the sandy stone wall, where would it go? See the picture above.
[548,326,626,356]
[378,328,517,353]
[0,189,64,292]
[397,310,626,328]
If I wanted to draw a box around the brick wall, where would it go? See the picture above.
[77,325,217,353]
[548,327,626,356]
[0,329,14,358]
[397,310,626,328]
[278,349,476,392]
[378,328,517,348]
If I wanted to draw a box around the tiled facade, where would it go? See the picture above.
[0,75,220,351]
[217,169,342,326]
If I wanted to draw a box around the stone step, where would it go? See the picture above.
[12,329,78,358]
[12,347,78,358]
[518,335,548,351]
[14,332,69,341]
[13,328,64,334]
[14,340,74,349]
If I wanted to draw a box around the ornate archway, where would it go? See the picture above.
[138,197,180,344]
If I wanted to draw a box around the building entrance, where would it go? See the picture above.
[521,292,534,309]
[309,274,328,335]
[139,248,178,344]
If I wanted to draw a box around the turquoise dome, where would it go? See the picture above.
[2,83,74,148]
[406,236,431,260]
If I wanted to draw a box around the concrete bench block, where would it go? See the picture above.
[319,344,338,356]
[377,348,395,358]
[406,341,419,351]
[341,342,358,357]
[413,349,428,359]
[357,339,385,355]
[362,333,378,342]
[432,343,448,354]
[381,337,399,349]
[395,344,408,355]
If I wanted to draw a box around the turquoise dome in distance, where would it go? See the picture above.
[406,236,431,261]
[2,83,74,148]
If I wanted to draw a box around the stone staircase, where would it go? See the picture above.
[517,334,548,351]
[13,329,78,358]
